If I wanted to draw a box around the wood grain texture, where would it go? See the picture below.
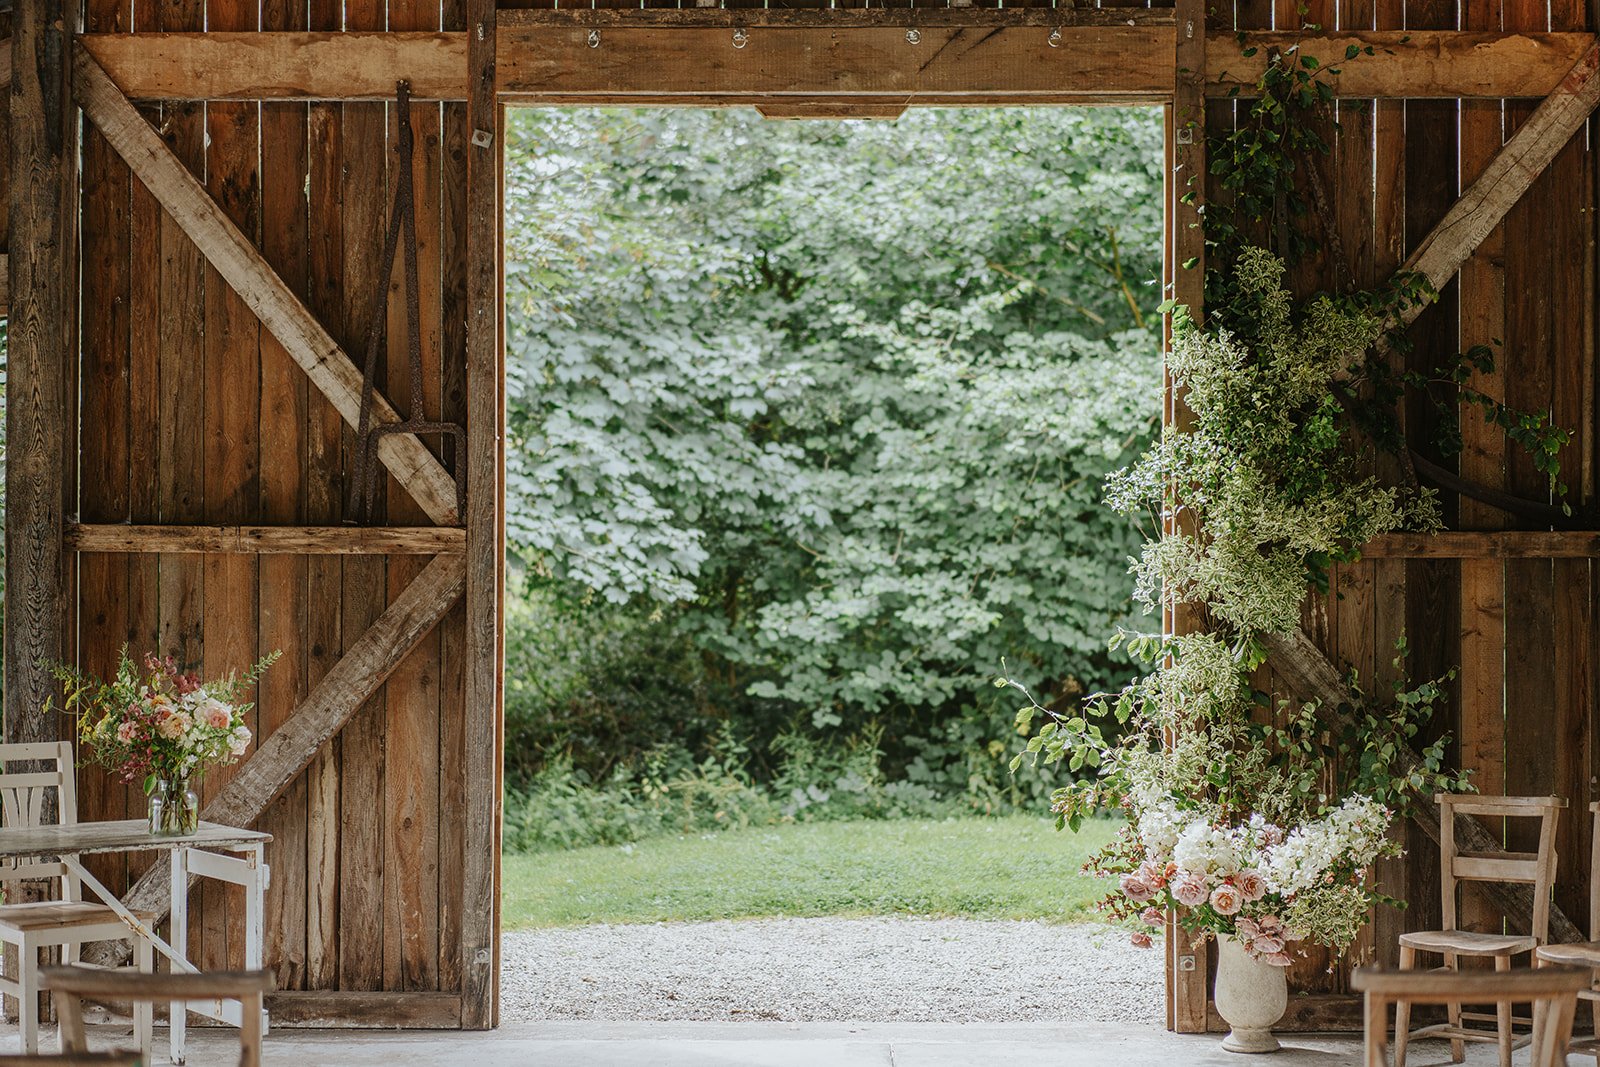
[67,525,466,555]
[72,47,463,528]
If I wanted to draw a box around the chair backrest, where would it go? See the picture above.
[1354,964,1588,1067]
[1436,793,1564,941]
[0,741,81,902]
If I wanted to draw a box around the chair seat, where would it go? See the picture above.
[1537,940,1600,966]
[1398,928,1538,956]
[0,901,154,934]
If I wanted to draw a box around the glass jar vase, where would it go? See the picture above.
[147,776,200,836]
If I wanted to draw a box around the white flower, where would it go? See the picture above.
[228,725,252,757]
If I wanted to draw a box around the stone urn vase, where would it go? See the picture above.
[1213,935,1287,1053]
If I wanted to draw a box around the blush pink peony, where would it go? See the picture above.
[1172,872,1209,907]
[1130,932,1154,949]
[1209,885,1243,916]
[1119,874,1155,904]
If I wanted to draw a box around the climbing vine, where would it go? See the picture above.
[1005,42,1568,957]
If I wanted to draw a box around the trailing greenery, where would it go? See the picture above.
[501,107,1168,829]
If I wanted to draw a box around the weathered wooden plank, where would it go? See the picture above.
[1260,627,1585,945]
[71,46,463,528]
[0,252,9,315]
[1210,31,1593,99]
[1398,39,1600,322]
[463,0,500,1028]
[496,24,1175,100]
[265,991,461,1028]
[500,7,1177,25]
[76,28,1600,103]
[79,32,469,102]
[84,553,466,966]
[1363,531,1600,557]
[67,525,466,555]
[7,0,78,758]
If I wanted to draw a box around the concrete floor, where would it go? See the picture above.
[8,1021,1556,1066]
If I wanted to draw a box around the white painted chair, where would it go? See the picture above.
[0,742,153,1057]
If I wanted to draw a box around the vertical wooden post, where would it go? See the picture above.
[462,0,502,1031]
[1166,0,1208,1035]
[6,0,78,750]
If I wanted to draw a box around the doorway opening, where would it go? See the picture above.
[495,104,1167,1024]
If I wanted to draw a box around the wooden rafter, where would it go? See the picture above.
[66,524,466,555]
[1364,531,1600,558]
[1261,628,1586,946]
[77,29,1598,104]
[71,45,463,527]
[85,552,467,967]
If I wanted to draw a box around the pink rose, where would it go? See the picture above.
[1253,935,1285,955]
[1172,873,1209,907]
[1237,870,1267,902]
[1130,932,1154,949]
[1119,874,1154,904]
[1234,916,1261,940]
[1259,951,1292,967]
[202,705,231,730]
[1139,906,1164,927]
[1209,885,1243,916]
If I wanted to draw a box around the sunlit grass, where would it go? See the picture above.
[503,815,1119,929]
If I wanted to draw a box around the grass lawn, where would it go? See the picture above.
[502,815,1120,929]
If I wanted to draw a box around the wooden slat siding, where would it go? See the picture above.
[1500,0,1559,877]
[437,0,469,994]
[77,0,132,897]
[1399,0,1461,966]
[1335,0,1381,973]
[201,0,266,975]
[337,29,390,992]
[151,0,209,973]
[258,0,311,987]
[1369,0,1411,971]
[1454,0,1508,946]
[1542,0,1591,935]
[7,0,77,771]
[123,0,163,892]
[265,991,461,1028]
[462,0,500,1027]
[384,0,444,994]
[302,0,345,985]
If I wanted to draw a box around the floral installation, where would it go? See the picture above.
[49,648,280,794]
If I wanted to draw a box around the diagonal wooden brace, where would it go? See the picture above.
[1261,626,1584,945]
[71,45,463,527]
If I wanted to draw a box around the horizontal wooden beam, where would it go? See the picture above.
[78,31,465,101]
[1210,31,1594,99]
[76,28,1596,102]
[496,7,1177,27]
[84,552,467,968]
[263,991,462,1029]
[1363,530,1600,558]
[66,524,465,555]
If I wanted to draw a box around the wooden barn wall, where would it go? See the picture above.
[71,0,470,996]
[1205,0,1597,1001]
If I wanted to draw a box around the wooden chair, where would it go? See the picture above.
[1356,965,1589,1067]
[43,967,274,1067]
[0,743,154,1057]
[1394,793,1565,1067]
[1536,800,1600,1061]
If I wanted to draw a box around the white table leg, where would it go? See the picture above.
[170,847,188,1066]
[244,844,268,1039]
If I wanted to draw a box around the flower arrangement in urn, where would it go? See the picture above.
[50,648,280,835]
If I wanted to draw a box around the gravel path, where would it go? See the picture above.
[501,918,1163,1023]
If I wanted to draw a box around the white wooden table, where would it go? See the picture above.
[0,819,271,1064]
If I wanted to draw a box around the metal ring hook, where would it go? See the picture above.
[733,27,749,49]
[1048,27,1062,47]
[905,28,922,44]
[587,28,601,48]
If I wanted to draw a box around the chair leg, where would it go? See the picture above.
[1446,952,1464,1064]
[134,936,154,1060]
[1396,944,1416,1067]
[17,943,38,1056]
[239,991,264,1067]
[52,988,86,1054]
[1494,954,1513,1067]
